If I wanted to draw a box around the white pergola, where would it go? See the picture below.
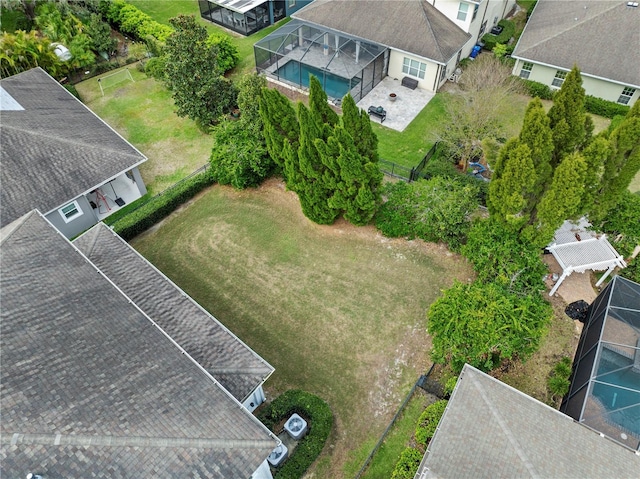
[547,219,627,296]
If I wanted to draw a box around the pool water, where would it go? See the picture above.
[276,61,357,99]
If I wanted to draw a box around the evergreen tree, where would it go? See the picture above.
[488,140,536,231]
[259,87,300,171]
[547,66,590,164]
[525,152,588,246]
[518,98,553,203]
[589,101,640,221]
[308,75,338,135]
[579,135,609,215]
[340,94,379,162]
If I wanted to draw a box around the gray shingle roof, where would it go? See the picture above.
[512,0,640,87]
[416,364,640,479]
[293,0,471,63]
[73,223,275,403]
[0,212,277,478]
[0,68,147,227]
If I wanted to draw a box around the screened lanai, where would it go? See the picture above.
[561,276,640,451]
[254,19,387,103]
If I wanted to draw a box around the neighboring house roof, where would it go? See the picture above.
[0,212,277,478]
[74,223,275,403]
[415,364,640,479]
[512,0,640,87]
[293,0,471,63]
[0,68,147,227]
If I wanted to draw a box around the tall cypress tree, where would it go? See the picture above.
[547,66,590,165]
[259,87,300,171]
[518,98,553,205]
[308,75,339,135]
[340,94,379,162]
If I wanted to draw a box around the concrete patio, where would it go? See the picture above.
[356,76,436,132]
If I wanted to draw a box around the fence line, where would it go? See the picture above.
[354,363,436,479]
[379,142,440,183]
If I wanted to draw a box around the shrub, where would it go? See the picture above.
[462,218,548,294]
[111,170,214,241]
[144,55,166,80]
[257,390,333,479]
[391,448,423,479]
[63,84,80,99]
[584,95,631,119]
[547,357,572,399]
[595,190,640,258]
[481,19,516,51]
[521,79,554,100]
[375,176,479,251]
[427,280,552,373]
[443,377,457,398]
[207,33,240,73]
[415,400,448,448]
[101,0,172,43]
[620,259,640,283]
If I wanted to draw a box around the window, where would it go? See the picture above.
[59,201,83,223]
[552,70,567,87]
[472,3,479,21]
[457,2,469,21]
[402,57,427,79]
[288,0,295,7]
[618,87,636,105]
[519,62,533,79]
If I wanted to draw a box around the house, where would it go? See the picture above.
[0,67,148,239]
[414,364,640,479]
[254,0,515,101]
[561,275,640,452]
[511,0,640,107]
[0,211,278,478]
[198,0,313,36]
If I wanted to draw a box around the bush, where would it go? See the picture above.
[375,177,479,251]
[111,170,214,241]
[63,84,80,99]
[547,357,572,399]
[462,218,548,294]
[144,55,166,80]
[596,190,640,258]
[521,79,554,100]
[391,447,423,479]
[101,0,172,43]
[257,390,333,479]
[584,95,631,119]
[207,33,240,73]
[415,400,448,448]
[620,260,640,283]
[481,19,516,51]
[427,280,552,373]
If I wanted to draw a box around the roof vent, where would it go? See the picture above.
[627,1,639,6]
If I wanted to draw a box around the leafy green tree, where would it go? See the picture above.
[87,13,117,56]
[206,33,239,73]
[488,139,536,230]
[547,66,591,164]
[0,29,63,78]
[164,14,236,129]
[525,152,588,246]
[340,94,378,162]
[259,87,300,171]
[588,101,640,222]
[427,281,552,373]
[595,190,640,258]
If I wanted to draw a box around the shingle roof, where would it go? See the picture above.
[512,0,640,87]
[0,68,147,226]
[73,223,275,402]
[0,212,277,478]
[293,0,471,63]
[415,364,640,479]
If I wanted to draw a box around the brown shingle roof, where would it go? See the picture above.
[0,212,277,478]
[512,0,640,87]
[0,68,147,226]
[293,0,471,63]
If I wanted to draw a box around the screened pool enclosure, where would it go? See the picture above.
[561,276,640,451]
[254,20,387,103]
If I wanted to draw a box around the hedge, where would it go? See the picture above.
[257,390,333,479]
[584,95,631,119]
[100,0,173,42]
[481,19,516,51]
[110,170,214,241]
[390,447,423,479]
[520,79,554,100]
[414,400,448,448]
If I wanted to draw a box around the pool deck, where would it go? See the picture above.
[356,76,435,132]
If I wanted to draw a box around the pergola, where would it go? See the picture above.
[547,219,627,296]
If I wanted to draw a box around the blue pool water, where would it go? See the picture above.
[592,350,640,436]
[276,62,356,99]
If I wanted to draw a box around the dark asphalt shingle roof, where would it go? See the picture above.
[512,0,640,87]
[0,212,277,478]
[74,223,275,403]
[0,68,147,226]
[293,0,471,63]
[416,364,640,479]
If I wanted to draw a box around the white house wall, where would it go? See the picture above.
[388,50,441,92]
[513,59,639,107]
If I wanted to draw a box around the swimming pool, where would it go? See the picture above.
[276,61,357,99]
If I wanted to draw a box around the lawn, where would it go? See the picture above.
[130,179,473,477]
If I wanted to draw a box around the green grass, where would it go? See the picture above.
[345,391,433,478]
[130,182,471,477]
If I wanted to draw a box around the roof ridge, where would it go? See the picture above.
[1,123,146,163]
[3,432,275,450]
[517,1,622,55]
[419,1,446,64]
[0,210,36,244]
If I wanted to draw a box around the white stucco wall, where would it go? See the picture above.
[251,459,274,479]
[388,50,441,92]
[512,59,639,107]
